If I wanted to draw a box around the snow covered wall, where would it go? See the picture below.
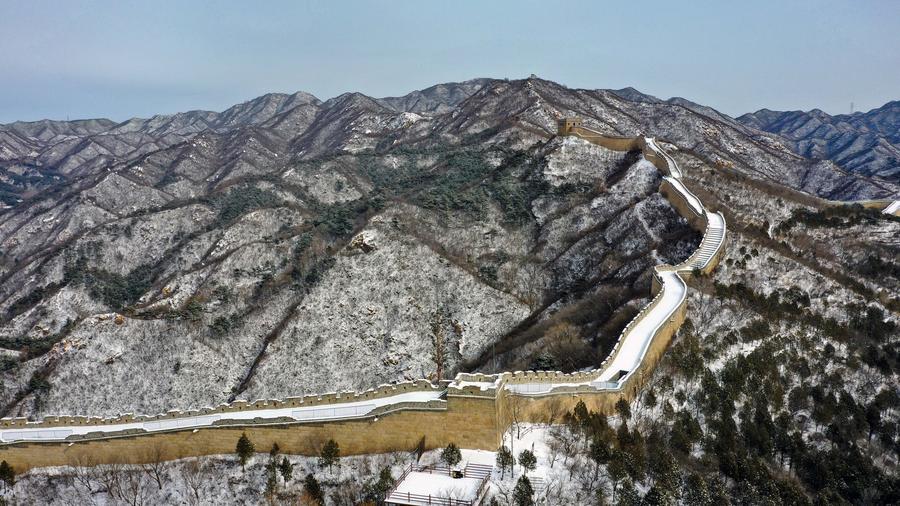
[0,120,727,472]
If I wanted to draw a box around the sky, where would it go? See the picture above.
[1,0,898,123]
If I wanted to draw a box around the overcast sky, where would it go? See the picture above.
[1,0,898,123]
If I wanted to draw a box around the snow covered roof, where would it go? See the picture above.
[386,464,490,506]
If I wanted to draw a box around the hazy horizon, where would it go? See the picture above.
[2,0,898,123]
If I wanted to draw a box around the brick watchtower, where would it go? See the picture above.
[557,117,583,135]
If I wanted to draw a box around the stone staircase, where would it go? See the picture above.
[687,213,726,270]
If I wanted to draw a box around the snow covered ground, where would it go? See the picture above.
[388,471,483,505]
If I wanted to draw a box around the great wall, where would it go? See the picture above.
[1,117,730,472]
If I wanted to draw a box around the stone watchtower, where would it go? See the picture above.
[557,117,582,136]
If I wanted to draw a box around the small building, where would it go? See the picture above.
[557,117,582,136]
[386,461,492,506]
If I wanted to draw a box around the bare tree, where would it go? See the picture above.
[179,458,207,505]
[547,436,562,469]
[96,462,127,501]
[140,443,168,490]
[543,476,568,505]
[692,275,718,329]
[572,457,602,496]
[549,425,576,466]
[544,396,565,427]
[121,470,150,506]
[545,322,593,371]
[430,310,448,381]
[507,394,527,441]
[68,454,100,506]
[518,259,546,310]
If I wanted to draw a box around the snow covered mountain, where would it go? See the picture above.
[1,77,898,505]
[738,101,900,187]
[0,77,896,420]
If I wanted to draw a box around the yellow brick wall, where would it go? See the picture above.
[1,396,500,472]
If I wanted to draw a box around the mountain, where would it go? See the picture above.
[0,77,898,505]
[376,78,492,114]
[738,101,900,186]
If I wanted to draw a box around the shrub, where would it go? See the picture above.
[209,314,242,338]
[214,186,278,224]
[440,443,462,468]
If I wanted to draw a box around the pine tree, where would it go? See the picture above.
[371,466,395,503]
[265,465,278,497]
[236,433,254,471]
[607,450,628,500]
[682,473,711,505]
[642,486,669,506]
[617,479,640,506]
[279,457,293,482]
[496,445,515,478]
[303,473,324,505]
[0,460,14,490]
[615,398,632,420]
[319,439,340,474]
[518,449,537,473]
[269,442,280,459]
[513,475,534,506]
[589,437,610,479]
[441,442,462,469]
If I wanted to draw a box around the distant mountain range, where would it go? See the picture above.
[737,101,900,185]
[3,78,897,213]
[607,89,900,198]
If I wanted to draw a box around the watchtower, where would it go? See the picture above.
[557,117,582,135]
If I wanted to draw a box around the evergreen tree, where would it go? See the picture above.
[682,472,711,505]
[617,479,640,506]
[236,432,255,471]
[572,400,590,435]
[367,466,394,504]
[518,449,537,473]
[269,442,280,458]
[644,389,658,409]
[441,442,462,469]
[303,473,325,505]
[617,419,633,446]
[642,486,670,506]
[865,402,882,441]
[319,439,341,474]
[0,460,14,490]
[648,448,679,497]
[513,475,534,506]
[608,450,629,500]
[615,398,632,420]
[279,457,293,482]
[496,445,515,478]
[265,465,278,497]
[589,437,610,479]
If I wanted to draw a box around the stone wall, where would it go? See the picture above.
[0,395,500,472]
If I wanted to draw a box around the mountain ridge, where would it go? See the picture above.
[738,101,900,185]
